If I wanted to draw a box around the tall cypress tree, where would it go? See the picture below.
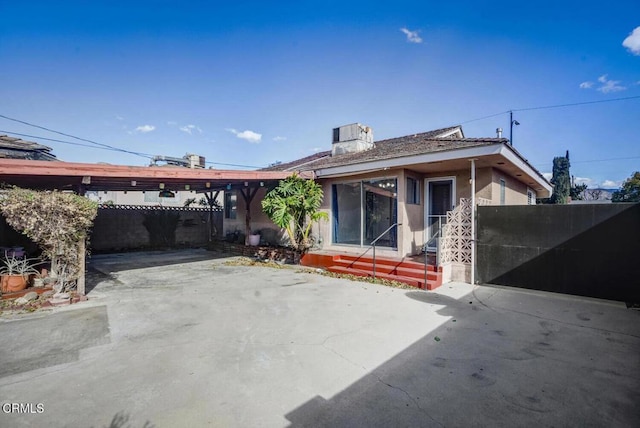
[551,151,571,204]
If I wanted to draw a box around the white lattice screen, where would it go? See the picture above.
[440,198,472,264]
[439,197,491,264]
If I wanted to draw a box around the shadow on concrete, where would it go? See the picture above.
[0,306,111,378]
[87,248,233,273]
[284,289,640,427]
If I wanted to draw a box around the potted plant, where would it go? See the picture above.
[248,229,261,246]
[0,253,41,293]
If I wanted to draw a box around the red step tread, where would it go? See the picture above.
[326,266,442,291]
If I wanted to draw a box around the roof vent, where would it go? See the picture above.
[496,128,503,138]
[331,123,373,156]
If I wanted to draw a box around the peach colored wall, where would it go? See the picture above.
[403,169,424,255]
[423,167,493,205]
[224,188,275,235]
[232,164,534,256]
[491,169,529,205]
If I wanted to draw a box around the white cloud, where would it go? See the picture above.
[226,128,262,143]
[573,176,594,186]
[599,79,626,93]
[179,124,202,135]
[542,172,552,181]
[273,136,287,141]
[579,81,594,89]
[133,124,155,133]
[601,179,621,188]
[167,121,178,126]
[589,74,627,93]
[400,27,423,44]
[622,26,640,55]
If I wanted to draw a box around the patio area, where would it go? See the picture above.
[0,249,638,427]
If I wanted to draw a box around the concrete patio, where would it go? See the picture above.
[0,249,638,427]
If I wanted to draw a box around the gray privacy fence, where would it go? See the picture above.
[90,205,223,252]
[477,203,640,303]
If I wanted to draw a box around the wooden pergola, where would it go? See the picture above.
[0,159,312,294]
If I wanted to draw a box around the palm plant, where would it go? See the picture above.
[261,174,328,251]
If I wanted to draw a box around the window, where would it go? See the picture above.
[406,177,420,204]
[527,189,535,205]
[500,179,506,205]
[332,178,398,248]
[224,191,237,219]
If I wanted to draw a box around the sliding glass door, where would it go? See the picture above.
[332,182,362,245]
[332,178,397,248]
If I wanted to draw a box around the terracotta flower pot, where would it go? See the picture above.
[1,274,28,293]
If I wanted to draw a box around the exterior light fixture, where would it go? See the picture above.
[82,176,91,185]
[185,184,190,191]
[131,180,137,186]
[159,183,165,190]
[205,182,211,188]
[226,184,232,190]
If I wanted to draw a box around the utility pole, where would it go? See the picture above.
[509,111,520,145]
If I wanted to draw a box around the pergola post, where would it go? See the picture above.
[205,190,220,241]
[240,186,259,245]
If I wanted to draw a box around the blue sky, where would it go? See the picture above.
[1,1,638,188]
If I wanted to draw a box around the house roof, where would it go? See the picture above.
[0,135,57,160]
[302,137,503,171]
[263,125,503,172]
[260,124,551,196]
[261,150,331,172]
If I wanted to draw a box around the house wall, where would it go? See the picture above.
[237,164,534,259]
[423,167,493,204]
[402,169,424,256]
[223,188,289,245]
[491,169,529,205]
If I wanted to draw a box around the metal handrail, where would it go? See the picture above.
[371,222,401,278]
[423,229,441,252]
[422,229,441,288]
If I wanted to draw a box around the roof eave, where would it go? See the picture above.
[314,144,504,177]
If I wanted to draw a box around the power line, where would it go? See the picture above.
[0,129,265,169]
[0,114,153,159]
[0,130,153,156]
[534,155,640,167]
[512,95,640,112]
[459,110,509,125]
[204,161,263,169]
[459,95,640,125]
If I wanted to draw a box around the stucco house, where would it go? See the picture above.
[224,123,551,284]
